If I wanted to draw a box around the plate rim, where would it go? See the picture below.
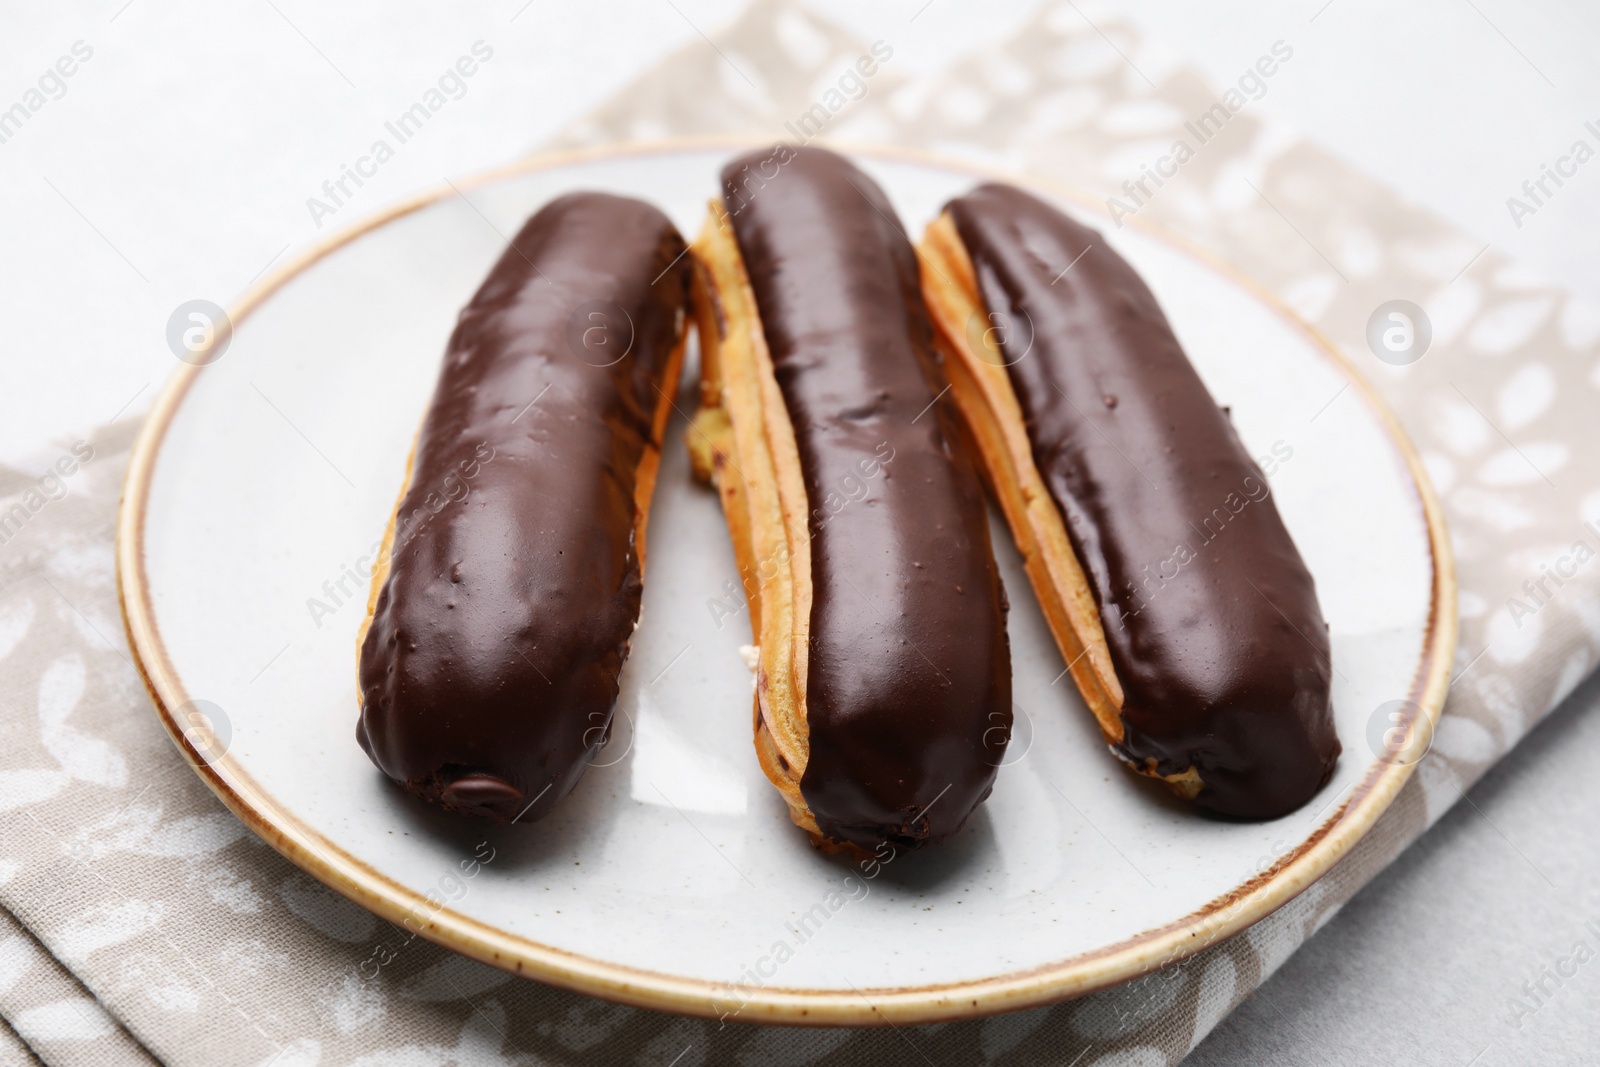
[116,136,1458,1026]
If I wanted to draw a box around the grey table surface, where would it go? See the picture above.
[1187,669,1600,1066]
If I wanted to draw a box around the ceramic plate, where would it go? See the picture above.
[118,141,1455,1026]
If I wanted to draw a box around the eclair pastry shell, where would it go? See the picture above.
[687,201,837,845]
[918,212,1204,801]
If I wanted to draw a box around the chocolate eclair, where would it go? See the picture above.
[358,191,691,822]
[918,182,1339,819]
[689,146,1011,852]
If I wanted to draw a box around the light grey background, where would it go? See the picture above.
[2,2,1596,1064]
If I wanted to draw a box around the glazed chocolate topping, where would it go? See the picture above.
[722,146,1011,850]
[358,191,689,822]
[947,182,1338,819]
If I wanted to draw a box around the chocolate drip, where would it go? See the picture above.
[358,191,689,822]
[948,182,1338,819]
[722,146,1011,850]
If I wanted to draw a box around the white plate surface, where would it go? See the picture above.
[121,143,1453,1024]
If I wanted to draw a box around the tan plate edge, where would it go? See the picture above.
[116,137,1459,1027]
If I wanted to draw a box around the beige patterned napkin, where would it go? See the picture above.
[3,2,1597,1064]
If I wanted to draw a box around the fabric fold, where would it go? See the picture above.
[0,904,157,1066]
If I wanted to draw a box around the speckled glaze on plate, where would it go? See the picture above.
[117,140,1455,1026]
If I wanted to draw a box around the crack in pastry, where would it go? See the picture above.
[357,191,691,823]
[918,182,1339,819]
[689,146,1012,852]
